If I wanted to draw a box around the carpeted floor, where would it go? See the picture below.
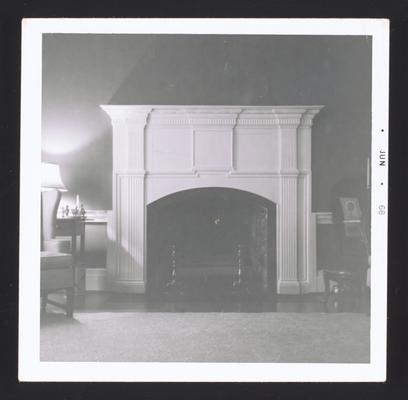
[40,312,370,363]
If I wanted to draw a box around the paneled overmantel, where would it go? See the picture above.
[101,105,323,294]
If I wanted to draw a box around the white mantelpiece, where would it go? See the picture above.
[101,105,323,294]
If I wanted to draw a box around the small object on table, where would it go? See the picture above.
[72,205,79,217]
[64,205,70,217]
[80,204,86,219]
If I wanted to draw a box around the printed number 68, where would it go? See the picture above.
[378,205,386,215]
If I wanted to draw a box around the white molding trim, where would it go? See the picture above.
[100,105,152,124]
[146,172,200,179]
[109,280,146,293]
[278,280,314,295]
[115,171,146,177]
[229,169,302,176]
[143,169,308,178]
[102,105,323,129]
[192,166,230,172]
[316,211,334,225]
[101,105,323,295]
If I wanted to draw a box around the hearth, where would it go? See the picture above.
[101,105,323,294]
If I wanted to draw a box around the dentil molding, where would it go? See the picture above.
[101,105,323,128]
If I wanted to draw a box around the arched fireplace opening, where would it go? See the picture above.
[146,187,276,300]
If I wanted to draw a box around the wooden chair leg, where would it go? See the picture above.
[337,286,345,312]
[323,272,331,312]
[66,287,74,318]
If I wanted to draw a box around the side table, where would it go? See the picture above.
[55,217,86,285]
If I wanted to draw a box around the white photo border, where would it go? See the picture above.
[19,18,389,382]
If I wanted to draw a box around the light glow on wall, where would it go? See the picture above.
[42,107,104,155]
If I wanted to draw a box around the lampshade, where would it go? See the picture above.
[41,162,67,191]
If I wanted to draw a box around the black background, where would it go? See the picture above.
[1,0,407,399]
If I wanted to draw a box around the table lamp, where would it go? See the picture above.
[41,162,67,192]
[41,162,67,215]
[41,162,70,252]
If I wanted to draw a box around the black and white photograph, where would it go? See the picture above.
[19,18,389,382]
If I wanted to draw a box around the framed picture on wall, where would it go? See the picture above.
[340,197,363,222]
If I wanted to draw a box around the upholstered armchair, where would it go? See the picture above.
[41,189,75,317]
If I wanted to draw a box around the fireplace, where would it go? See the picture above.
[101,105,323,294]
[146,187,276,298]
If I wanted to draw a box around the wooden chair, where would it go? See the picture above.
[323,268,367,313]
[323,223,369,313]
[41,190,75,317]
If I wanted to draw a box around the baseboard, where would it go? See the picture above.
[108,279,146,293]
[278,280,316,295]
[108,280,314,295]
